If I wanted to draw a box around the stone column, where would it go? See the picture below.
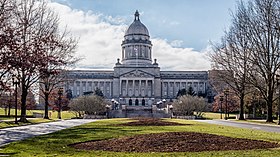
[152,80,154,96]
[126,79,128,96]
[110,81,112,98]
[180,81,182,90]
[133,80,135,96]
[145,80,148,97]
[122,48,124,59]
[138,80,141,97]
[173,81,175,97]
[119,79,122,96]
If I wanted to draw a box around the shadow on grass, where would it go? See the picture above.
[40,126,143,141]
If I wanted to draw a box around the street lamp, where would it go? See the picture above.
[57,87,63,119]
[219,95,224,119]
[106,104,110,118]
[276,75,280,125]
[162,99,166,108]
[115,101,119,110]
[111,99,115,110]
[12,74,20,124]
[169,104,173,119]
[224,88,229,120]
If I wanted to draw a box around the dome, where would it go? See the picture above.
[125,10,149,37]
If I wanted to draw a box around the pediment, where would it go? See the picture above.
[120,70,154,78]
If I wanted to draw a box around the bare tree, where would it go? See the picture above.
[209,2,252,120]
[244,0,280,122]
[0,0,78,122]
[68,97,85,118]
[0,0,15,91]
[39,30,78,119]
[172,95,208,116]
[68,95,107,117]
[210,0,280,122]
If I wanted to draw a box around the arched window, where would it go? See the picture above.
[142,99,145,106]
[135,99,139,106]
[129,98,132,106]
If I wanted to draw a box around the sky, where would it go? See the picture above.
[49,0,240,71]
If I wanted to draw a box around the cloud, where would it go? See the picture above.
[170,40,183,48]
[153,39,210,70]
[48,2,211,71]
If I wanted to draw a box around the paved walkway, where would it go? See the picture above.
[197,120,280,133]
[0,119,97,147]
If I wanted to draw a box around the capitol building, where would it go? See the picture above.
[65,11,211,114]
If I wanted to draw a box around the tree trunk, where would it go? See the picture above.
[266,88,274,122]
[239,93,245,120]
[44,93,49,119]
[8,102,11,117]
[19,86,28,123]
[267,101,273,122]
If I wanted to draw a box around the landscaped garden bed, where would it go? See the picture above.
[72,118,279,152]
[72,131,279,152]
[2,118,280,156]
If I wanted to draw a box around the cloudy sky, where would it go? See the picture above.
[49,0,241,71]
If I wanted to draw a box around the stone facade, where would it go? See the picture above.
[64,11,211,117]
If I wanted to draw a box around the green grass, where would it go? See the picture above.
[0,108,76,119]
[202,112,237,119]
[0,118,56,128]
[1,118,280,157]
[0,108,76,129]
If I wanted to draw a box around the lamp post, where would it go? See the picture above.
[57,87,63,119]
[162,99,166,108]
[224,88,229,120]
[106,104,110,118]
[276,75,280,125]
[12,75,20,124]
[169,104,173,119]
[115,101,119,110]
[219,95,224,119]
[111,99,115,110]
[157,100,162,108]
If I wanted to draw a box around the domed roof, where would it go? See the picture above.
[125,10,149,37]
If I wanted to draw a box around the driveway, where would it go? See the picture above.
[197,120,280,133]
[0,119,97,147]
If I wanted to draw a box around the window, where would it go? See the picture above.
[135,99,139,106]
[142,99,145,106]
[135,89,139,96]
[129,89,133,96]
[141,89,145,96]
[129,99,132,106]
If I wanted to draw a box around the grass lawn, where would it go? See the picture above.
[0,108,77,129]
[0,108,76,119]
[1,118,280,157]
[202,112,237,119]
[0,118,56,128]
